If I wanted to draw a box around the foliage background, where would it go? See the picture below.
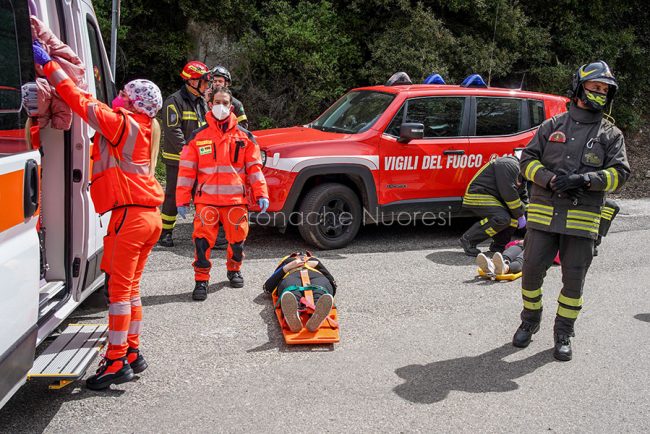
[94,0,650,132]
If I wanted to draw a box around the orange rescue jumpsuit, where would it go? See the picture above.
[177,111,268,280]
[44,61,164,361]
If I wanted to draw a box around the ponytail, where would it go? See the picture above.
[150,118,161,175]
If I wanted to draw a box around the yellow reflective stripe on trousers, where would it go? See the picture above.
[161,213,177,222]
[480,218,488,225]
[162,151,181,161]
[162,222,175,230]
[524,300,542,310]
[485,228,497,236]
[557,305,580,319]
[558,294,583,307]
[522,288,542,298]
[510,219,518,228]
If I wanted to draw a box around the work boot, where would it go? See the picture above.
[493,252,509,275]
[126,348,148,374]
[158,231,174,248]
[553,334,573,361]
[86,356,134,390]
[281,292,303,333]
[512,321,540,348]
[459,236,480,257]
[227,271,244,288]
[306,294,334,332]
[476,253,495,276]
[192,280,208,301]
[593,245,599,257]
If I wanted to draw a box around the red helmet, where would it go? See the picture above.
[180,61,209,81]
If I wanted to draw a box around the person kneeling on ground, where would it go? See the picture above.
[263,252,337,332]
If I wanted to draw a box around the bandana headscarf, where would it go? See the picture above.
[123,79,162,118]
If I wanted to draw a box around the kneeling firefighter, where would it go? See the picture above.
[515,60,630,361]
[460,155,528,256]
[177,86,268,299]
[263,251,337,332]
[34,42,164,389]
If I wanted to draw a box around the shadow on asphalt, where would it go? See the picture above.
[393,343,553,404]
[634,313,650,323]
[426,250,475,267]
[247,292,334,353]
[157,217,475,261]
[0,381,126,432]
[140,281,228,306]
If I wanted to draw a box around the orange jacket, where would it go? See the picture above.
[177,111,268,207]
[44,61,163,214]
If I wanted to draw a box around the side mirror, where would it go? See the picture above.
[398,123,424,143]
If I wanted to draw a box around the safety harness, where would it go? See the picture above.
[274,262,338,329]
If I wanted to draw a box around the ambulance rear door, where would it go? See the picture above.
[0,0,41,408]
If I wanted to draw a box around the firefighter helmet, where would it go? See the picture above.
[210,66,232,84]
[570,60,618,102]
[180,61,209,81]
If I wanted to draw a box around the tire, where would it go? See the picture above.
[297,183,362,250]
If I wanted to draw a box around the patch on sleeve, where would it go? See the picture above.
[549,131,566,143]
[167,104,179,127]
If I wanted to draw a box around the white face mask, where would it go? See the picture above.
[211,103,230,120]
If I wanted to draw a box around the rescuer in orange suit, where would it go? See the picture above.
[177,86,269,300]
[35,41,164,390]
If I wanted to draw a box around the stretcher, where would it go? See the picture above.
[477,268,522,281]
[271,269,339,345]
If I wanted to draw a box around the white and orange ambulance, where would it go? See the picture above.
[1,0,114,408]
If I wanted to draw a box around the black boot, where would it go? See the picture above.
[512,321,540,348]
[86,356,134,390]
[227,271,244,288]
[459,236,481,257]
[126,348,148,374]
[192,280,208,301]
[553,334,573,361]
[158,231,174,247]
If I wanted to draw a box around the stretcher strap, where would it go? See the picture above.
[300,268,310,286]
[302,289,316,311]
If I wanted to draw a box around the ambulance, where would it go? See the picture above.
[254,75,569,249]
[1,0,113,408]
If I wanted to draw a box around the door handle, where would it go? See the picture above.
[23,159,39,219]
[443,149,465,155]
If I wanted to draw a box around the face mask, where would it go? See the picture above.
[111,95,127,110]
[581,88,608,111]
[212,103,230,120]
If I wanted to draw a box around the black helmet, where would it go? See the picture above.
[385,72,412,86]
[210,65,232,84]
[570,60,618,108]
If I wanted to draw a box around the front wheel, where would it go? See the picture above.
[297,183,362,249]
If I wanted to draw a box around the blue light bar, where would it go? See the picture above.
[423,73,446,85]
[461,74,488,88]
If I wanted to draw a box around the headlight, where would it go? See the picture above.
[261,150,267,167]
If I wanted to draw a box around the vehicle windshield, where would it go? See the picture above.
[309,90,395,134]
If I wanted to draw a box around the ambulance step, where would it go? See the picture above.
[28,324,108,382]
[39,281,66,312]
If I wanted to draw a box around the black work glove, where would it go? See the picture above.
[551,174,588,192]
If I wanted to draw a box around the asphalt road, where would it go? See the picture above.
[2,199,650,433]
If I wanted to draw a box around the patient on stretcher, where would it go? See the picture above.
[263,251,337,333]
[476,240,524,277]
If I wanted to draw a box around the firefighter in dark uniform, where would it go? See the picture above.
[459,156,528,256]
[514,61,630,361]
[158,61,211,247]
